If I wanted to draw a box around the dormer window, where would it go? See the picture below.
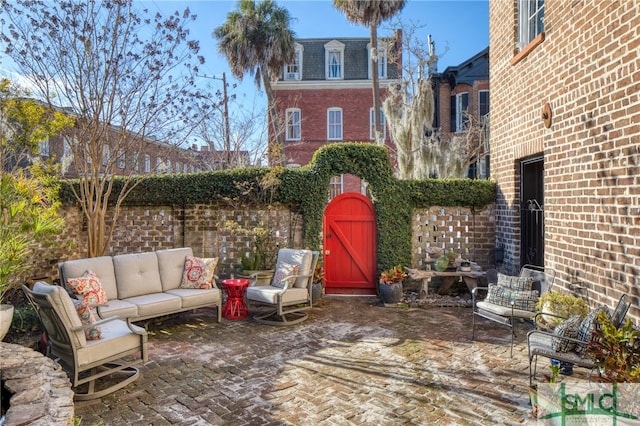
[284,43,303,80]
[324,40,345,80]
[368,41,388,79]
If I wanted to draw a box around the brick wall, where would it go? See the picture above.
[29,202,496,285]
[490,0,640,320]
[411,205,496,271]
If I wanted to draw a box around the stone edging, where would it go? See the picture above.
[0,342,74,426]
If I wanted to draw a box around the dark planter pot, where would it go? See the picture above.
[311,282,323,306]
[379,282,403,304]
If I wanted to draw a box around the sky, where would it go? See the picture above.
[142,0,489,110]
[1,0,489,148]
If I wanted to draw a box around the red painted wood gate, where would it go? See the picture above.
[323,193,377,295]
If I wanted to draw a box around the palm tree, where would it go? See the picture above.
[214,0,296,166]
[333,0,406,145]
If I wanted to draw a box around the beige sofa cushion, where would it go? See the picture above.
[77,320,146,366]
[166,288,221,309]
[121,293,181,318]
[113,252,162,299]
[59,256,118,301]
[156,247,194,291]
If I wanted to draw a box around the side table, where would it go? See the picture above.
[221,278,250,320]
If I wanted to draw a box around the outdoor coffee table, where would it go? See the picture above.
[221,278,250,320]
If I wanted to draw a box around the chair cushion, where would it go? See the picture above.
[157,247,194,291]
[73,300,102,340]
[76,320,146,367]
[576,306,609,354]
[95,299,138,319]
[32,281,86,348]
[497,273,534,291]
[180,256,218,289]
[246,285,308,305]
[66,270,109,306]
[273,249,312,288]
[552,315,582,352]
[485,284,539,312]
[272,261,299,289]
[528,331,596,369]
[476,301,537,319]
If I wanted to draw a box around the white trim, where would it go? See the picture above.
[324,40,345,80]
[517,0,544,50]
[367,40,388,80]
[327,107,343,140]
[283,43,304,80]
[273,78,402,91]
[286,108,301,141]
[369,107,386,140]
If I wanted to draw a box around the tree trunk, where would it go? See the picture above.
[371,24,384,145]
[262,73,285,166]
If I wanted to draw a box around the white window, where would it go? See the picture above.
[133,152,139,173]
[479,90,490,118]
[38,139,49,157]
[286,108,301,141]
[63,137,73,156]
[166,159,171,173]
[328,175,343,200]
[369,108,386,140]
[517,0,545,49]
[324,40,345,80]
[284,43,303,80]
[327,108,343,140]
[102,146,110,166]
[175,162,181,173]
[367,41,388,79]
[454,92,469,132]
[144,154,151,173]
[117,150,125,169]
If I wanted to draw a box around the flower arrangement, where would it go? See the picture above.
[379,266,407,285]
[313,262,325,284]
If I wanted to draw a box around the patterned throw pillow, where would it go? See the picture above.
[552,315,583,352]
[67,270,108,306]
[576,306,609,354]
[497,273,534,291]
[485,284,539,312]
[180,257,219,289]
[272,262,300,289]
[73,300,102,340]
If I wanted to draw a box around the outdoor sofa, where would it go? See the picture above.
[59,247,222,323]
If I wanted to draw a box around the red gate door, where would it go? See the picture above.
[323,192,377,295]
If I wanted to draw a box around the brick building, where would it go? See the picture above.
[272,34,401,195]
[432,47,490,178]
[489,0,639,315]
[37,127,205,178]
[272,34,490,193]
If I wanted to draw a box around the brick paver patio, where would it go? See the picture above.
[74,296,543,425]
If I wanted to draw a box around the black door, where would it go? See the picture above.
[520,156,544,267]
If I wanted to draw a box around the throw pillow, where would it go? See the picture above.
[485,284,539,312]
[576,306,609,354]
[67,270,108,306]
[497,273,534,291]
[73,300,102,340]
[552,315,583,352]
[180,257,219,289]
[272,262,300,289]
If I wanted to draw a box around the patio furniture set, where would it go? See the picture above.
[22,248,633,402]
[22,247,318,400]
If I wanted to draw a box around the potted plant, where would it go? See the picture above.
[586,310,640,383]
[378,265,407,304]
[236,224,277,285]
[535,291,589,330]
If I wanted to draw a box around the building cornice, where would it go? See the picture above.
[273,79,401,91]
